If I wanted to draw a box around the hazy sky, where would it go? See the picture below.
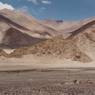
[0,0,95,20]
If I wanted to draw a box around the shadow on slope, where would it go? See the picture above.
[0,28,45,49]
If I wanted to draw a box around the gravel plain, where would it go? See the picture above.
[0,68,94,95]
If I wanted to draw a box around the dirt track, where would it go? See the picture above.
[0,68,95,95]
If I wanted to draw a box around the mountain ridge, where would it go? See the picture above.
[0,9,95,63]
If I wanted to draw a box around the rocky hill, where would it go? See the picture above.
[0,9,58,48]
[0,9,95,63]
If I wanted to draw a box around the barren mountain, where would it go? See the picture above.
[6,18,95,63]
[0,9,95,63]
[0,9,58,48]
[40,18,95,62]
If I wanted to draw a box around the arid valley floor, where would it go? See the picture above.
[0,68,94,95]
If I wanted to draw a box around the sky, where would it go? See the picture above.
[0,0,95,20]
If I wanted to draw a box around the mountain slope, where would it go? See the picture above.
[0,9,58,37]
[0,9,95,63]
[0,9,59,48]
[5,18,95,63]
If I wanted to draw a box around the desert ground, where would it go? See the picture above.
[0,55,94,95]
[0,68,95,95]
[0,54,95,71]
